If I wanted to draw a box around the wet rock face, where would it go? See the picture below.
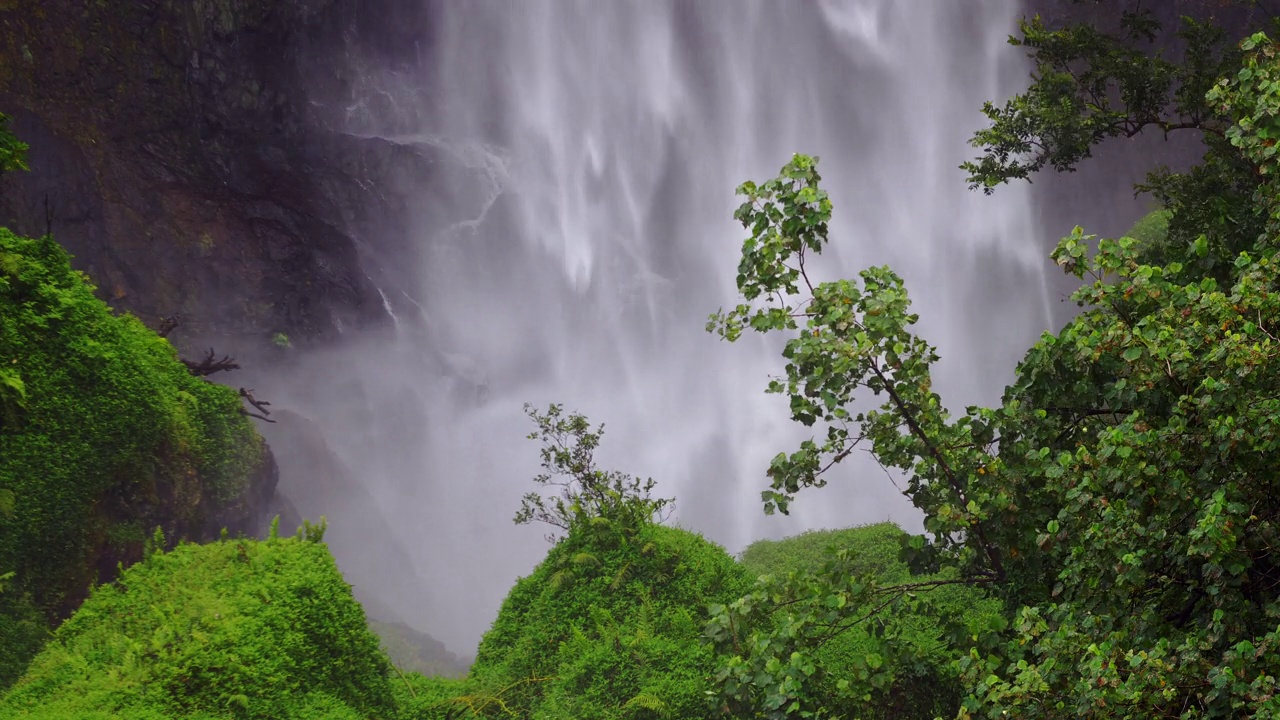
[0,0,444,355]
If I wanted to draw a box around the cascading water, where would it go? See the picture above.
[279,0,1055,654]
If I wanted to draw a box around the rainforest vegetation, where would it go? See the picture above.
[2,4,1280,719]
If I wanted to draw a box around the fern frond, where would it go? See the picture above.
[623,692,670,719]
[610,561,633,590]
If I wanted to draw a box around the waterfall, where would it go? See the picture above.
[281,0,1052,653]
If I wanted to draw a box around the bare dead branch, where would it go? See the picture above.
[182,348,241,376]
[238,387,273,423]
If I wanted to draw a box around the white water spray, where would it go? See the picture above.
[282,0,1053,654]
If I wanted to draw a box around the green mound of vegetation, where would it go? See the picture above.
[739,521,907,578]
[733,523,1003,719]
[0,529,394,719]
[412,404,752,720]
[464,521,750,719]
[0,225,267,685]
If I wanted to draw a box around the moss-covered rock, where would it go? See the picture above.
[0,533,394,719]
[0,228,273,686]
[461,522,751,720]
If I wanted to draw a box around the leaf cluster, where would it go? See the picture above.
[965,6,1279,286]
[708,523,1002,719]
[711,43,1280,712]
[515,403,672,542]
[963,8,1240,192]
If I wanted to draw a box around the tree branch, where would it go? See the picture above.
[182,348,241,376]
[238,388,275,423]
[868,360,1006,582]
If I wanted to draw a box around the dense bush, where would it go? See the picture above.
[0,533,394,719]
[708,26,1280,714]
[0,228,266,685]
[734,523,1003,719]
[463,520,752,719]
[738,522,907,578]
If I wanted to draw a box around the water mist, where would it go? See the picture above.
[271,0,1055,654]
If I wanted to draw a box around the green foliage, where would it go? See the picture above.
[468,522,751,719]
[393,674,481,719]
[711,46,1280,714]
[0,114,28,179]
[1211,31,1280,236]
[739,522,918,579]
[1122,208,1172,259]
[946,35,1280,717]
[516,403,673,541]
[708,154,1004,577]
[712,523,1002,719]
[0,533,394,719]
[0,369,24,430]
[966,7,1274,282]
[464,411,747,719]
[963,10,1237,191]
[0,596,44,694]
[0,228,265,686]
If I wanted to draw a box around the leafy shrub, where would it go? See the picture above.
[393,675,480,720]
[0,533,394,719]
[467,521,751,719]
[0,228,266,684]
[722,523,1003,719]
[515,404,672,540]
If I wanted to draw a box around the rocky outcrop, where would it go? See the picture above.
[0,0,452,354]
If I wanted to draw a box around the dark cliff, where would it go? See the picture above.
[0,0,457,354]
[0,0,475,659]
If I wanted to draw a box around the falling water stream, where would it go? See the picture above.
[278,0,1055,654]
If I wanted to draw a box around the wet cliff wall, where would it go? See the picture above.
[0,0,448,354]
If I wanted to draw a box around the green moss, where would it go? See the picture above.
[467,523,751,719]
[0,229,265,686]
[392,675,478,720]
[0,535,394,719]
[0,596,43,693]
